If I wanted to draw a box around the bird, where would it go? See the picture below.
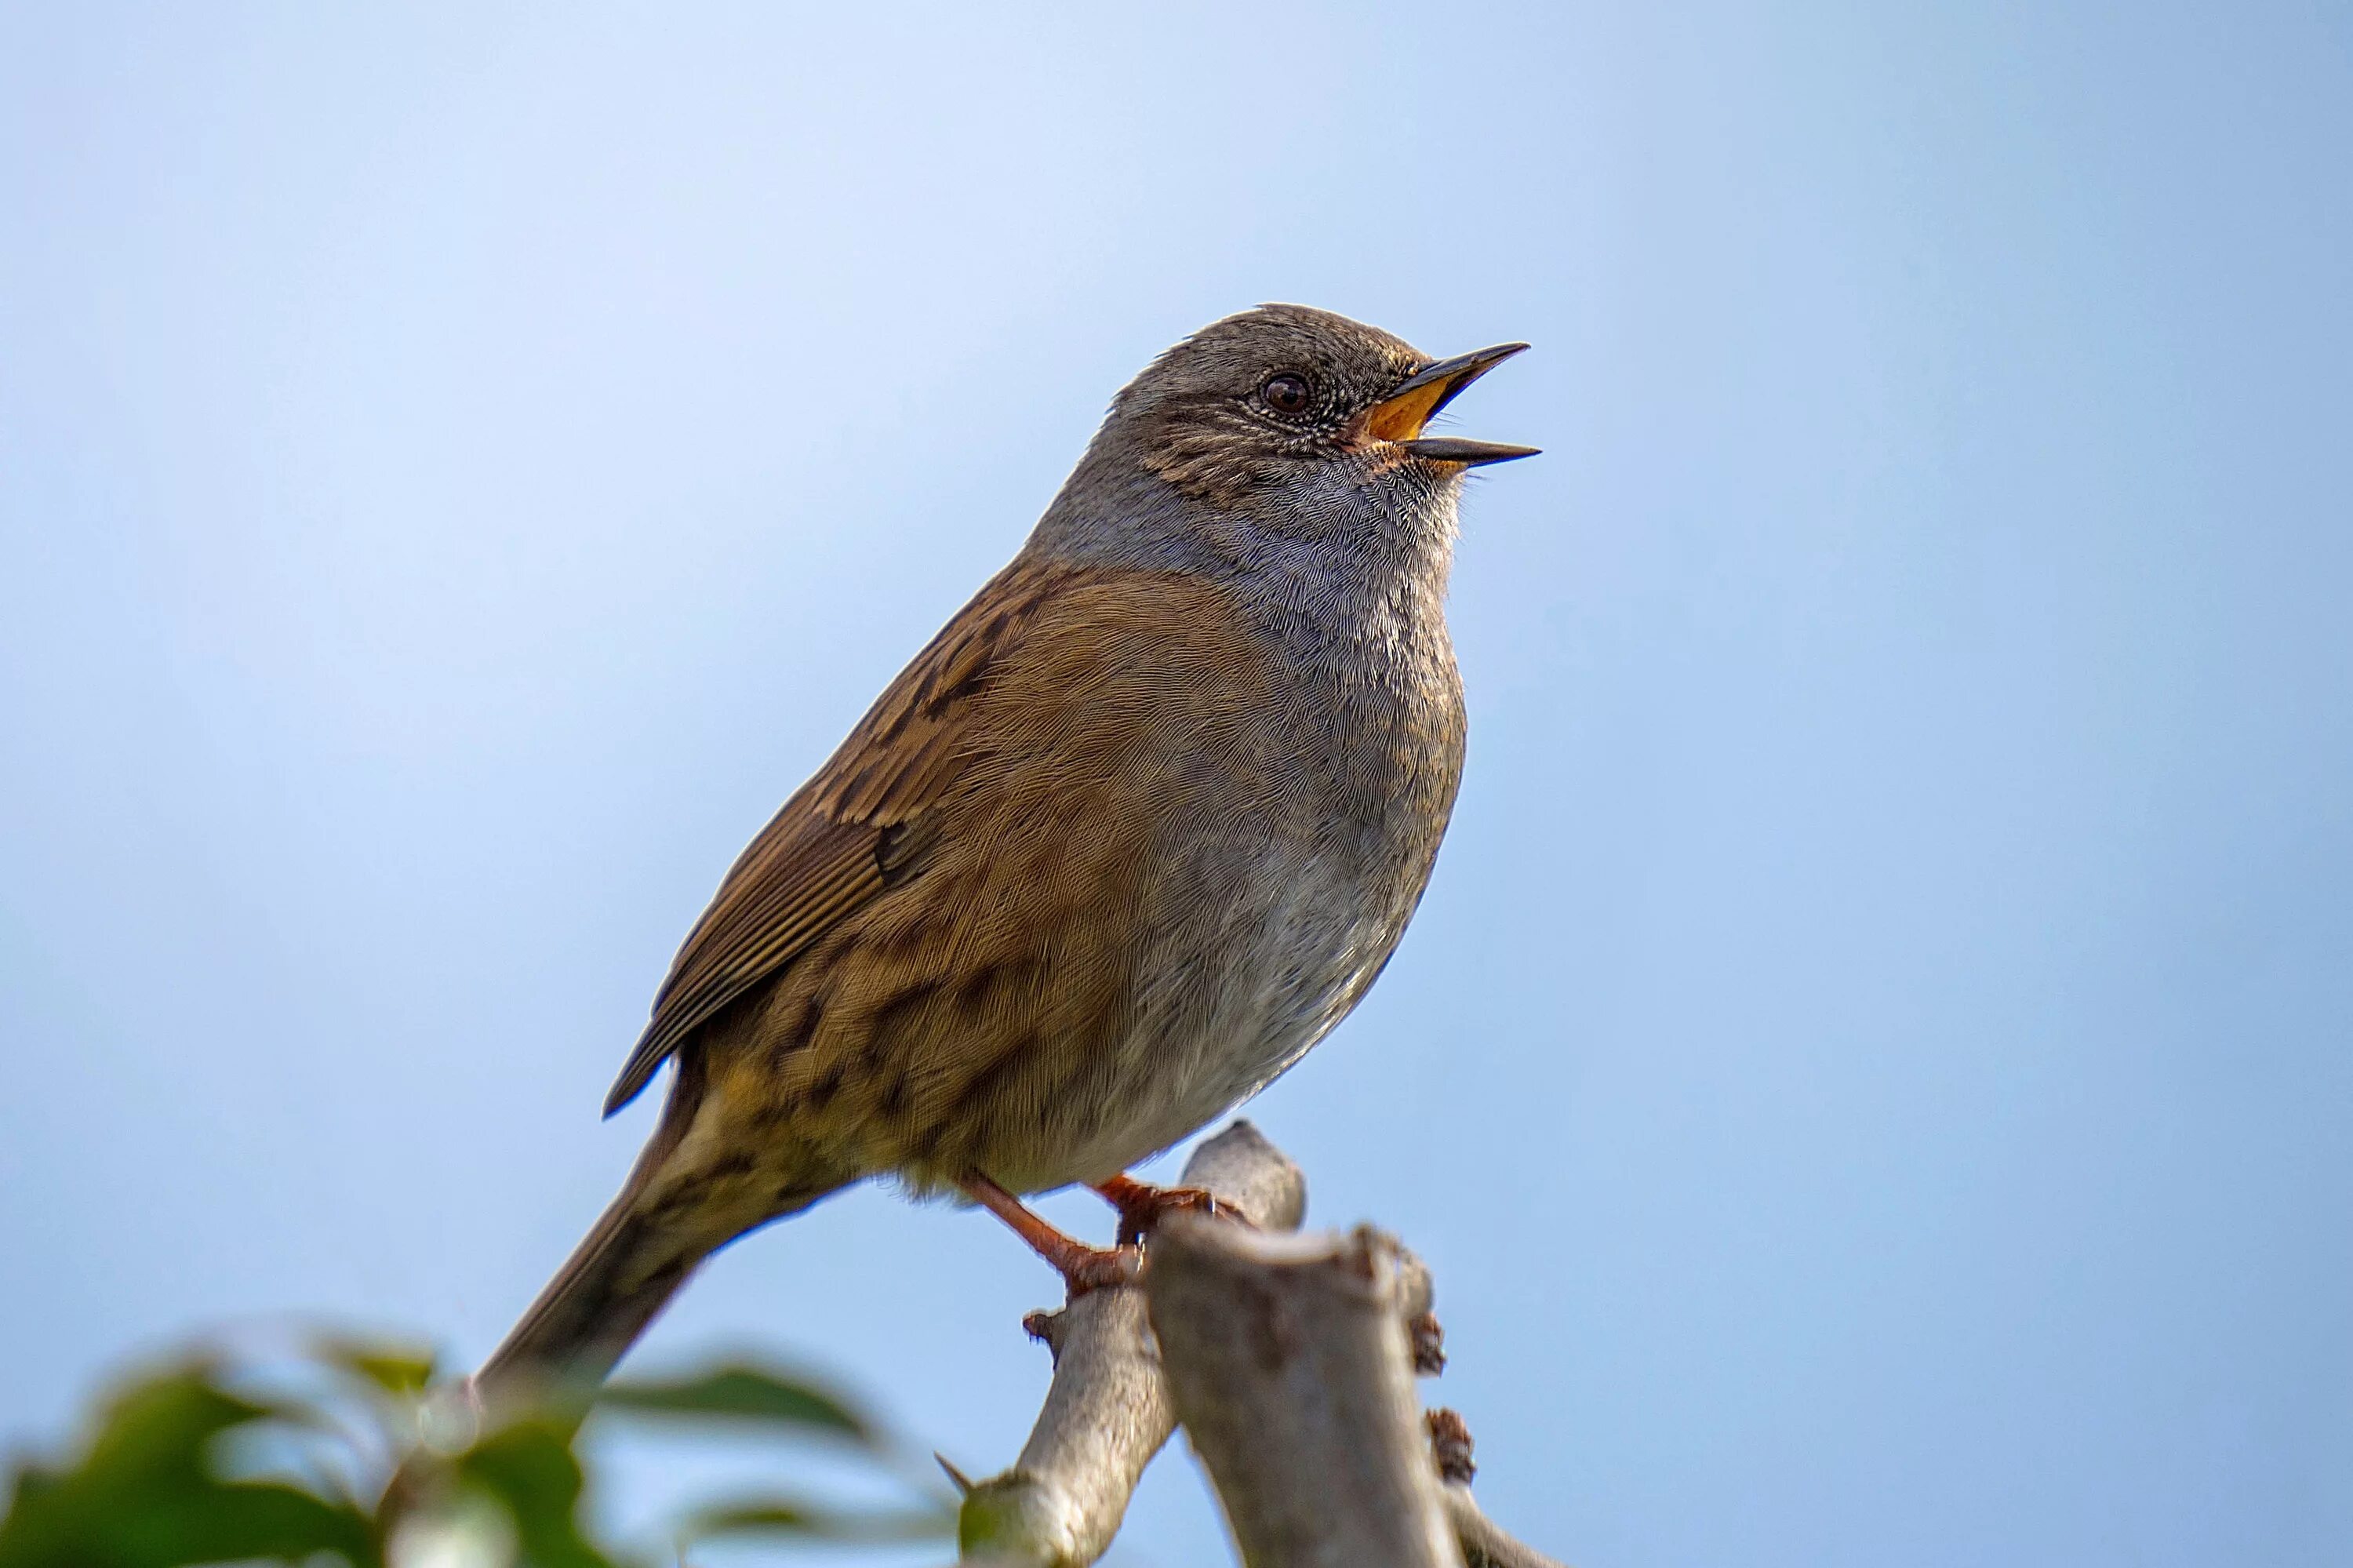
[475,303,1536,1413]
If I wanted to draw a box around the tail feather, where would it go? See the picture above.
[475,1184,695,1412]
[471,1057,843,1417]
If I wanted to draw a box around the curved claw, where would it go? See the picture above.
[1059,1242,1144,1295]
[1090,1176,1254,1246]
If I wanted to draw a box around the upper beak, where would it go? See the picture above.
[1359,342,1539,467]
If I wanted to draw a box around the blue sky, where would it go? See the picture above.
[3,5,2348,1564]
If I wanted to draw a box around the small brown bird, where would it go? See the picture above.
[478,304,1534,1408]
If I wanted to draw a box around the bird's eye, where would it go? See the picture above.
[1261,373,1312,415]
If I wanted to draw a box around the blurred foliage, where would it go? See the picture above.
[0,1335,955,1566]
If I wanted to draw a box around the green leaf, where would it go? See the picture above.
[76,1364,267,1480]
[0,1359,374,1568]
[106,1482,374,1568]
[681,1500,818,1537]
[678,1495,955,1547]
[454,1419,615,1568]
[598,1364,869,1443]
[315,1337,439,1397]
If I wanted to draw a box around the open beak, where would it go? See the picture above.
[1359,342,1539,467]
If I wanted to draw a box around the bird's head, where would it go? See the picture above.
[1112,303,1536,506]
[1038,304,1535,571]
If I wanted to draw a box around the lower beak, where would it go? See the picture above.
[1359,342,1539,467]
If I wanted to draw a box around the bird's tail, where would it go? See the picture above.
[471,1062,842,1418]
[474,1188,692,1413]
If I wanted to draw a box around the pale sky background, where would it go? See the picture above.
[3,5,2350,1565]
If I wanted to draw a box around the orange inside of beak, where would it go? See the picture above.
[1360,378,1456,443]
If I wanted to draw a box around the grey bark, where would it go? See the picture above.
[955,1120,1307,1566]
[1445,1487,1569,1568]
[1429,1407,1568,1568]
[951,1119,1563,1568]
[1147,1221,1460,1568]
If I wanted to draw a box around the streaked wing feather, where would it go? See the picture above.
[600,562,1067,1115]
[602,820,882,1114]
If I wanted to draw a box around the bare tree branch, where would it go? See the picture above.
[1428,1408,1569,1568]
[951,1121,1564,1568]
[1445,1488,1569,1568]
[955,1121,1306,1566]
[1146,1220,1460,1568]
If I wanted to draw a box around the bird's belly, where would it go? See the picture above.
[936,621,1463,1195]
[1011,843,1407,1191]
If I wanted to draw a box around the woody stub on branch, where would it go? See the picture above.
[952,1121,1566,1568]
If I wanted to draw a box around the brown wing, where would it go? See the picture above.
[601,558,1082,1115]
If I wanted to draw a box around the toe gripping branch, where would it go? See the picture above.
[961,1167,1264,1299]
[1089,1174,1244,1247]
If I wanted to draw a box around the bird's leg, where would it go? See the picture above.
[1089,1173,1247,1247]
[959,1172,1140,1294]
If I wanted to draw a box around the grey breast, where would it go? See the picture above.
[1078,536,1467,1177]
